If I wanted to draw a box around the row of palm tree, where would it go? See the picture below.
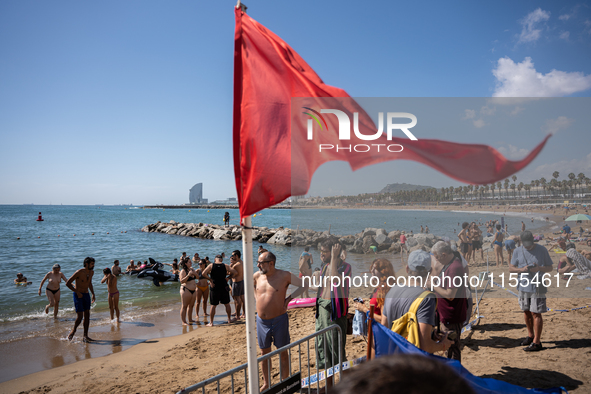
[317,172,590,204]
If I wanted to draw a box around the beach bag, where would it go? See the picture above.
[390,291,435,348]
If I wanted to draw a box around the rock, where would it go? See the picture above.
[361,228,376,238]
[350,239,364,254]
[339,235,356,245]
[388,230,401,241]
[374,233,392,246]
[413,233,437,248]
[267,230,292,246]
[361,235,378,253]
[406,237,418,248]
[212,229,230,240]
[259,236,270,243]
[388,243,401,253]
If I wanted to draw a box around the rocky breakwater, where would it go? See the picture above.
[141,221,293,246]
[294,228,442,254]
[141,222,443,254]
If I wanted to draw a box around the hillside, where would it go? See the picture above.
[378,183,435,194]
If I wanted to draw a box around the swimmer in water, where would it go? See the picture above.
[38,264,68,318]
[101,267,120,322]
[14,272,31,285]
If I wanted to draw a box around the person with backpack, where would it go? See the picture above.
[430,241,467,362]
[381,250,452,354]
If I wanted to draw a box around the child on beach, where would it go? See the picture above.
[101,268,120,322]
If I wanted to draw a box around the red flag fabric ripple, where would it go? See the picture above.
[233,8,550,219]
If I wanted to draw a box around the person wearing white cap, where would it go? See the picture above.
[381,250,452,353]
[38,264,68,318]
[509,230,553,352]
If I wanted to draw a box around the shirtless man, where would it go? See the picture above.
[66,257,96,342]
[229,250,245,319]
[254,251,306,392]
[458,222,471,262]
[111,260,122,276]
[126,260,137,273]
[38,264,68,317]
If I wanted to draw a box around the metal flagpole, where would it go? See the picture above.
[241,215,259,394]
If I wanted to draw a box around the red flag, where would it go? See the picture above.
[233,8,550,219]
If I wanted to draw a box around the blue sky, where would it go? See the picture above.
[1,1,590,204]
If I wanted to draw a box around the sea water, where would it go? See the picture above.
[0,204,550,381]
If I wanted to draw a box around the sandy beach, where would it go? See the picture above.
[2,206,590,394]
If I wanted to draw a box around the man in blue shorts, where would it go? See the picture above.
[66,257,96,342]
[254,251,306,392]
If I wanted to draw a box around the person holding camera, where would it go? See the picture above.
[510,231,553,352]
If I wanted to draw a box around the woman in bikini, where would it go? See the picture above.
[179,258,197,325]
[101,268,120,322]
[492,224,505,267]
[38,264,68,318]
[195,259,210,319]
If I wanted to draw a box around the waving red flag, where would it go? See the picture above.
[233,8,550,219]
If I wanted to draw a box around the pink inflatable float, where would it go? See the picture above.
[287,298,315,309]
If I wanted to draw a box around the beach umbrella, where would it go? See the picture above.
[565,214,591,221]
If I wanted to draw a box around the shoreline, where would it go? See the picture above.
[2,205,589,393]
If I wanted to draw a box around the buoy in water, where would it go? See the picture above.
[107,232,109,234]
[36,212,44,221]
[73,234,76,236]
[38,236,40,238]
[17,237,20,240]
[92,233,94,235]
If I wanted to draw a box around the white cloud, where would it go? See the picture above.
[510,106,525,116]
[542,116,574,135]
[529,152,591,178]
[559,31,570,40]
[497,144,531,160]
[492,57,591,97]
[559,14,571,21]
[480,106,496,116]
[462,109,476,120]
[473,119,486,128]
[518,8,550,44]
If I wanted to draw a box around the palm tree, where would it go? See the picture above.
[534,179,540,198]
[540,177,547,200]
[553,171,560,182]
[512,175,517,184]
[577,173,585,198]
[510,183,516,199]
[525,184,531,198]
[504,179,510,199]
[490,183,495,199]
[518,182,524,199]
[496,182,502,199]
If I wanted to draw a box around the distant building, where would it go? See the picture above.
[189,183,208,204]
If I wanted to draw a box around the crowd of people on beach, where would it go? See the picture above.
[12,206,591,392]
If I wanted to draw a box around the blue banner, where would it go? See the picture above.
[371,320,565,394]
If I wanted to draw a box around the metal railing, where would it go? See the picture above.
[178,324,343,394]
